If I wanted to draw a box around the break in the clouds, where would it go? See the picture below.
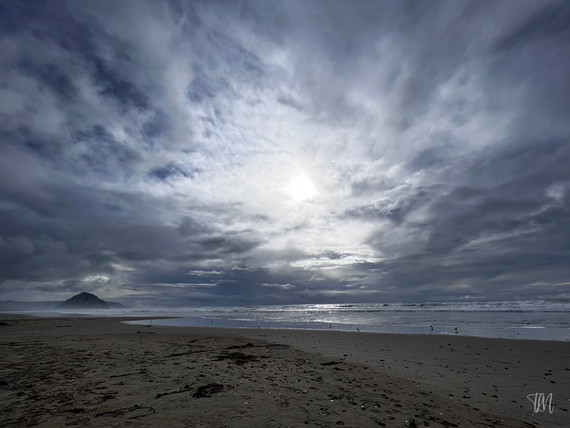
[1,0,569,306]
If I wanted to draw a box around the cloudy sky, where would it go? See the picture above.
[1,0,569,306]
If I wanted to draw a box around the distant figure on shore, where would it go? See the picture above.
[454,327,459,334]
[356,327,360,332]
[430,325,434,331]
[329,324,332,329]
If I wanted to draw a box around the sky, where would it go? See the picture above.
[1,0,570,306]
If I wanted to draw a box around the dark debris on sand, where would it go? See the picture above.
[225,342,254,350]
[193,383,227,398]
[215,351,261,365]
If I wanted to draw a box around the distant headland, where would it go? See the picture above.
[57,292,126,310]
[0,292,127,312]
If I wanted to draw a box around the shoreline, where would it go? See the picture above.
[124,317,570,343]
[1,315,568,427]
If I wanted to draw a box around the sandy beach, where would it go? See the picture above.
[1,316,568,427]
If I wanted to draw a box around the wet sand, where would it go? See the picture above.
[1,315,568,427]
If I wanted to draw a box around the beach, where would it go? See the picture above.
[1,316,568,427]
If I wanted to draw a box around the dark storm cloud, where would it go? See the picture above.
[360,137,570,300]
[494,1,570,52]
[1,0,569,304]
[0,144,260,300]
[1,0,149,109]
[148,163,190,181]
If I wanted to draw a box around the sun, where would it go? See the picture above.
[288,175,316,202]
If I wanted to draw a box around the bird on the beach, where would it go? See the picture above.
[356,327,360,332]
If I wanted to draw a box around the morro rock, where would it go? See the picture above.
[58,292,109,309]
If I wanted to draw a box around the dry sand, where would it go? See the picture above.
[1,315,568,427]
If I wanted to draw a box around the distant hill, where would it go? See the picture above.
[58,292,109,309]
[57,292,126,309]
[0,293,127,312]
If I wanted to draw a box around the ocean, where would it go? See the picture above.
[42,300,569,342]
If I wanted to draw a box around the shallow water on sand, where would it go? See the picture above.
[116,300,570,341]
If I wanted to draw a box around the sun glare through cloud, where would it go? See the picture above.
[287,175,316,203]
